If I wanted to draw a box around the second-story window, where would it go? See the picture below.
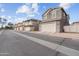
[51,10,56,19]
[43,15,47,20]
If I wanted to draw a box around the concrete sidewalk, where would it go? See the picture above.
[29,31,79,40]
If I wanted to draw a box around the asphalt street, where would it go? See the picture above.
[0,30,66,56]
[0,30,79,56]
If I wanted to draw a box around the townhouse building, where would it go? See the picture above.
[39,7,69,33]
[15,19,41,31]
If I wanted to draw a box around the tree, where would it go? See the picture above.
[0,17,7,29]
[7,22,14,29]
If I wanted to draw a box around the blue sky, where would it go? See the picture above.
[0,3,79,24]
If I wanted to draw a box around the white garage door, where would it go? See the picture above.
[40,22,56,33]
[25,27,31,31]
[20,27,23,31]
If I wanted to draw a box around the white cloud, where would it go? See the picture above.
[32,3,39,13]
[59,3,72,9]
[16,5,31,14]
[1,15,6,18]
[14,17,27,24]
[1,15,12,19]
[16,3,39,18]
[0,15,12,24]
[0,4,5,13]
[28,14,35,17]
[8,16,11,19]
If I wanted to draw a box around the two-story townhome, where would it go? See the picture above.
[15,19,41,31]
[23,19,41,31]
[39,7,69,33]
[14,22,24,31]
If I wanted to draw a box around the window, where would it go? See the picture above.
[51,10,56,19]
[43,15,47,20]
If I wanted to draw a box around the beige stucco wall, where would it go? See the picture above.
[43,8,63,21]
[64,26,70,32]
[23,21,39,26]
[76,24,79,32]
[64,24,79,33]
[23,21,33,26]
